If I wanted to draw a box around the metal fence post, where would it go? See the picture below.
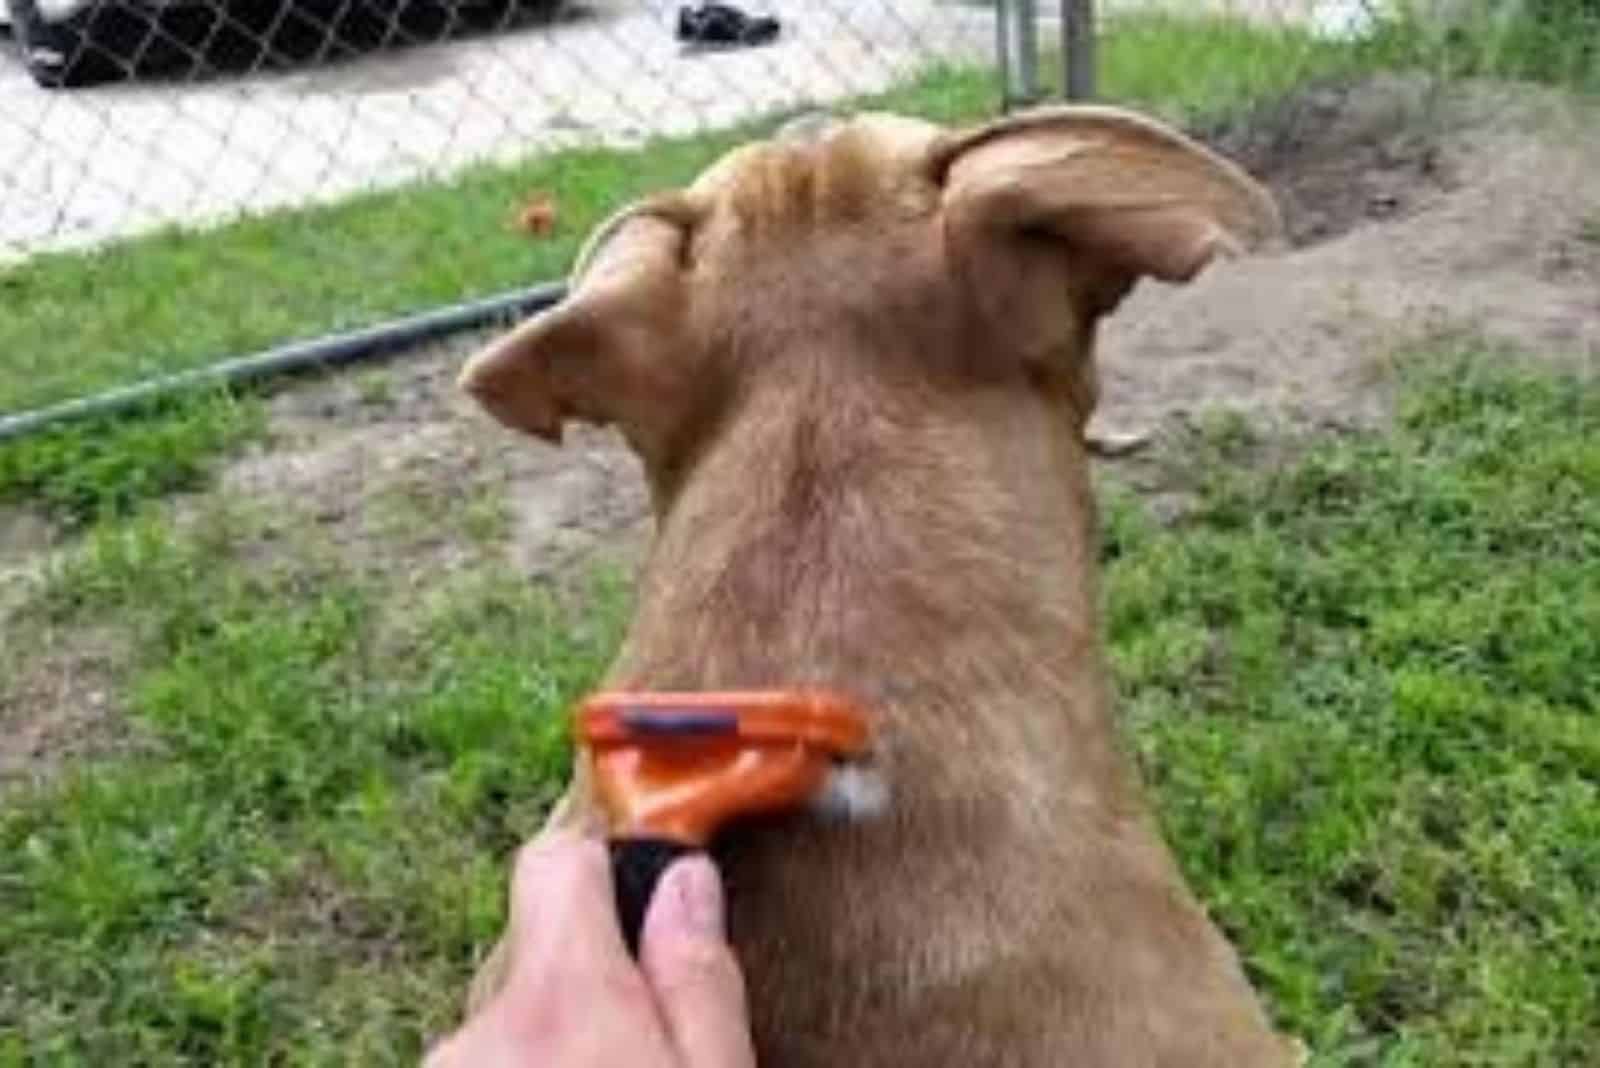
[995,0,1013,108]
[1062,0,1096,101]
[997,0,1042,111]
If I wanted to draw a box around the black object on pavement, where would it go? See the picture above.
[676,3,781,51]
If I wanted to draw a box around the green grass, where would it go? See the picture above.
[1084,10,1366,121]
[1,505,631,1063]
[0,392,265,528]
[3,352,1597,1063]
[1103,354,1600,1062]
[1372,0,1600,93]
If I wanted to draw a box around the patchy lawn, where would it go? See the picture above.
[2,352,1596,1063]
[1,505,630,1062]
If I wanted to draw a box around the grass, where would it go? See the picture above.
[0,392,264,528]
[0,12,1362,518]
[1378,0,1600,93]
[1,505,632,1063]
[3,351,1597,1063]
[1077,10,1366,120]
[1101,354,1600,1062]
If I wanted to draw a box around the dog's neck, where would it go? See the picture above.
[607,369,1136,812]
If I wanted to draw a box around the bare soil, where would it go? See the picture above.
[216,338,651,588]
[0,624,140,789]
[4,74,1598,786]
[1094,75,1600,448]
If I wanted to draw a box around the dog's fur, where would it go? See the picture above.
[456,106,1298,1066]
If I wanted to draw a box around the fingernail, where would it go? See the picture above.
[656,855,726,940]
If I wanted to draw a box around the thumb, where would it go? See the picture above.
[639,855,756,1068]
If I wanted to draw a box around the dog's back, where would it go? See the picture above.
[462,109,1298,1066]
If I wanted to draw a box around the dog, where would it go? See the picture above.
[455,104,1297,1066]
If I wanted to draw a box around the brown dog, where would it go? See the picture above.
[456,105,1296,1066]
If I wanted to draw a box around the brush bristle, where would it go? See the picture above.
[812,763,890,821]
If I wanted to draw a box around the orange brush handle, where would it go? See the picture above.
[578,690,870,845]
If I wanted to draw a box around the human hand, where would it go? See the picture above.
[426,831,755,1068]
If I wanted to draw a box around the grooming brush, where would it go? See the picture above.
[577,689,881,955]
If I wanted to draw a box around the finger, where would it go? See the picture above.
[505,831,633,986]
[640,856,756,1068]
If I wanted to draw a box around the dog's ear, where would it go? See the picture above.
[458,201,694,444]
[932,106,1281,309]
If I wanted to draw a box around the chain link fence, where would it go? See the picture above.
[2,1,1003,261]
[0,1,1395,263]
[3,0,1480,434]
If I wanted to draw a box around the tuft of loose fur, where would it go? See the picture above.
[812,761,891,822]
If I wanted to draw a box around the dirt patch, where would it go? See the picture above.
[1202,75,1460,248]
[0,505,58,620]
[0,623,143,792]
[1089,75,1600,454]
[212,331,651,590]
[0,512,132,791]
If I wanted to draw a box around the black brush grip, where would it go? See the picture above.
[609,838,700,957]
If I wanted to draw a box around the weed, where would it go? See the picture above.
[0,392,264,527]
[462,488,512,549]
[356,370,396,408]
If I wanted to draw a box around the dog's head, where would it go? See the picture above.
[460,107,1279,499]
